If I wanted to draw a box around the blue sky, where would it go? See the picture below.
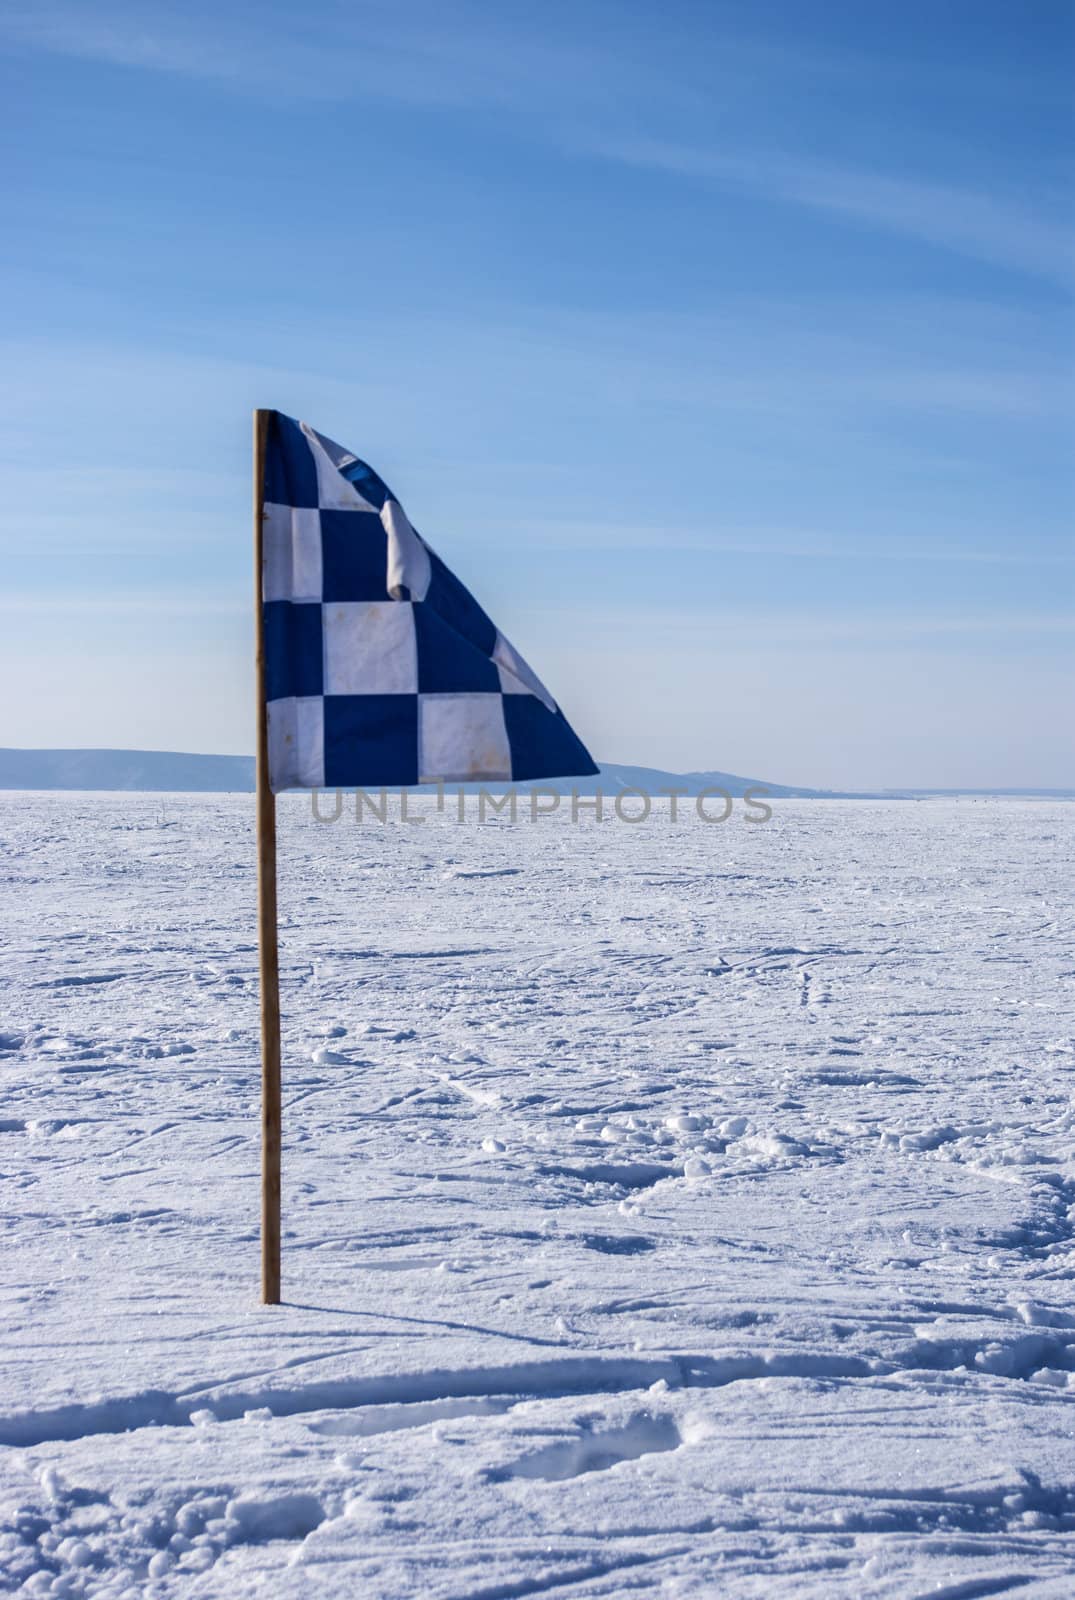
[1,0,1072,787]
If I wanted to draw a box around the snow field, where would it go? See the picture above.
[0,794,1072,1596]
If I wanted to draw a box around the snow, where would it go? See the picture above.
[0,792,1073,1597]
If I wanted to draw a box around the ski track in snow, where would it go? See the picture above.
[0,794,1073,1598]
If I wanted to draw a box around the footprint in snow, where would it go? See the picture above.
[495,1413,681,1482]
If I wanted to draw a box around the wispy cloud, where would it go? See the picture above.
[593,139,1074,285]
[1,6,254,86]
[504,520,1075,565]
[0,588,245,617]
[0,1,644,110]
[546,604,1075,648]
[7,3,1069,288]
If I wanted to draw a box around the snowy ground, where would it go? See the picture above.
[1,792,1073,1599]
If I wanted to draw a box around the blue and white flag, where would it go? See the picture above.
[261,412,598,792]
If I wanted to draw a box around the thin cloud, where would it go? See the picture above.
[0,2,646,110]
[502,520,1074,565]
[7,5,1070,287]
[544,605,1075,648]
[0,589,246,617]
[595,138,1074,285]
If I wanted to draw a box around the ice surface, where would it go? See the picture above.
[0,794,1073,1596]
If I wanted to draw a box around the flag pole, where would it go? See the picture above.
[253,408,282,1305]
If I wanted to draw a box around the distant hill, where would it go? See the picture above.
[0,748,255,792]
[0,749,1069,799]
[537,763,825,798]
[0,748,822,796]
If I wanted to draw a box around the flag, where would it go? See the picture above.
[260,412,598,792]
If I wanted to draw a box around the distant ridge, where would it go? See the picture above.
[0,749,820,796]
[0,748,254,793]
[0,749,1070,799]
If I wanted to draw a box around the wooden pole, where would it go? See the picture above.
[253,408,282,1305]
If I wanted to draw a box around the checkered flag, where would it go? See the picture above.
[260,412,598,791]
